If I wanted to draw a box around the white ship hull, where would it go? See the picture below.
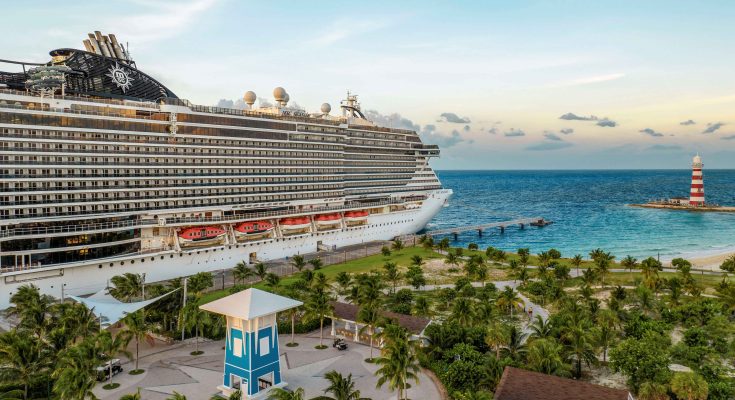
[0,190,451,308]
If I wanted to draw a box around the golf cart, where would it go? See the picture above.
[96,359,123,381]
[332,337,348,351]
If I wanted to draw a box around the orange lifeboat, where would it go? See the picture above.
[279,217,311,231]
[177,226,226,245]
[315,213,342,226]
[234,220,274,235]
[344,210,369,222]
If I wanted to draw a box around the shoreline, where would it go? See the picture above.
[629,203,735,213]
[663,247,735,271]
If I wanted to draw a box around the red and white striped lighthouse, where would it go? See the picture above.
[689,154,704,206]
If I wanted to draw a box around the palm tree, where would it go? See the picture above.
[322,370,362,400]
[265,273,281,289]
[52,336,100,400]
[595,309,618,363]
[391,238,404,252]
[476,263,489,287]
[445,251,460,269]
[291,255,307,273]
[421,235,434,251]
[305,287,332,348]
[335,272,352,296]
[639,257,663,289]
[497,286,523,317]
[410,255,423,267]
[0,389,23,400]
[0,331,48,399]
[109,273,145,301]
[254,263,269,281]
[309,258,324,270]
[436,238,451,254]
[485,322,508,358]
[589,248,605,262]
[96,330,132,387]
[594,253,614,287]
[357,306,380,360]
[179,296,212,354]
[670,372,709,400]
[501,325,528,361]
[119,310,151,372]
[571,254,583,276]
[517,248,530,268]
[375,325,420,400]
[119,389,142,400]
[451,297,476,326]
[167,392,188,400]
[383,262,401,294]
[621,255,638,273]
[637,382,669,400]
[7,284,53,340]
[721,254,735,273]
[527,339,569,376]
[562,318,598,378]
[528,315,553,341]
[413,296,431,317]
[268,388,305,400]
[233,261,254,285]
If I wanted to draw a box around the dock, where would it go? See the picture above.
[629,203,735,213]
[426,217,551,240]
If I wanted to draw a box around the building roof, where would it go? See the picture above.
[199,288,302,320]
[331,302,431,335]
[494,367,630,400]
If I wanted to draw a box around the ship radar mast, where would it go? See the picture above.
[340,91,366,119]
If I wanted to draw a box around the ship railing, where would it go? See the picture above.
[0,196,428,239]
[0,88,158,109]
[0,246,170,274]
[0,101,164,121]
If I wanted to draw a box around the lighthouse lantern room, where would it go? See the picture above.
[689,154,704,206]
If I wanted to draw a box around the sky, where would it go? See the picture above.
[2,0,734,169]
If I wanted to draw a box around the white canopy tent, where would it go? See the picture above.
[69,287,179,329]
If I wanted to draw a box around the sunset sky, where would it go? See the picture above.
[3,0,734,169]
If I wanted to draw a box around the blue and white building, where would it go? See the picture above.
[200,288,302,399]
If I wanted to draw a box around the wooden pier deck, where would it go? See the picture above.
[425,217,551,238]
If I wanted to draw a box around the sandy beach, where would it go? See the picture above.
[678,251,734,271]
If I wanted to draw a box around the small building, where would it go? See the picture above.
[330,302,431,344]
[200,288,302,399]
[494,367,631,400]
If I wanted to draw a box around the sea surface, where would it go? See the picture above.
[428,170,735,260]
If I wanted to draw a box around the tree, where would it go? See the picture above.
[571,254,583,276]
[179,296,213,354]
[309,258,324,270]
[375,325,420,400]
[421,235,435,251]
[445,252,460,269]
[621,255,638,273]
[485,322,508,358]
[305,286,332,348]
[119,311,152,372]
[562,317,598,378]
[291,255,307,273]
[0,331,48,399]
[358,306,380,360]
[391,238,404,252]
[475,263,489,287]
[96,330,131,388]
[233,261,253,285]
[720,254,735,273]
[167,392,187,400]
[52,336,100,400]
[529,315,553,341]
[436,238,451,254]
[451,297,476,326]
[496,286,523,317]
[187,271,214,294]
[383,262,401,294]
[670,372,709,400]
[254,263,269,281]
[322,370,362,400]
[468,243,479,251]
[548,248,562,259]
[405,265,426,290]
[119,389,142,400]
[637,382,669,400]
[109,273,145,301]
[594,252,614,287]
[7,284,54,339]
[268,387,305,400]
[335,272,352,296]
[265,273,281,289]
[527,339,569,377]
[410,255,423,267]
[517,248,530,268]
[595,309,618,363]
[381,246,392,257]
[610,332,671,391]
[639,257,663,289]
[501,325,528,361]
[413,296,431,317]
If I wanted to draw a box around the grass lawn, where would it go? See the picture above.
[201,246,444,304]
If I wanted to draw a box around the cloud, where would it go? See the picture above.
[112,0,220,45]
[543,132,563,141]
[680,119,696,126]
[560,128,574,134]
[548,72,625,88]
[438,112,471,123]
[526,141,573,151]
[702,122,725,134]
[559,113,598,121]
[363,110,420,131]
[463,125,471,132]
[420,129,465,148]
[639,128,664,137]
[486,126,499,134]
[646,144,682,151]
[504,129,525,137]
[596,118,617,127]
[722,135,735,140]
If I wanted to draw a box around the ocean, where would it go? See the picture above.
[428,170,735,261]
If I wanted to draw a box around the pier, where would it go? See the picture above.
[426,217,551,240]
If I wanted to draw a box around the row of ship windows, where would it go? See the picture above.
[0,190,346,219]
[298,124,413,142]
[3,129,343,152]
[0,168,419,178]
[2,174,414,190]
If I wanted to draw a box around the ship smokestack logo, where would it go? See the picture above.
[106,63,134,92]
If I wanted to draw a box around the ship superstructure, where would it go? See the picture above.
[0,32,451,307]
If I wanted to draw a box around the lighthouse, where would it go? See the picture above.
[689,154,704,206]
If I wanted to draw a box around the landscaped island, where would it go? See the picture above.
[1,236,734,400]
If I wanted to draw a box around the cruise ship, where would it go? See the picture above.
[0,32,451,308]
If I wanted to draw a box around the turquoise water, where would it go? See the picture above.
[428,170,735,260]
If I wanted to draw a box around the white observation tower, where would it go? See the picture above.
[689,154,704,206]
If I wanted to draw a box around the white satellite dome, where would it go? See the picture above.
[243,91,256,105]
[283,93,290,104]
[321,103,331,114]
[273,87,287,101]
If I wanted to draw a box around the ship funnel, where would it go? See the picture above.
[83,31,133,64]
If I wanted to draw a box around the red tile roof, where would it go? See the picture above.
[494,367,630,400]
[330,302,431,335]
